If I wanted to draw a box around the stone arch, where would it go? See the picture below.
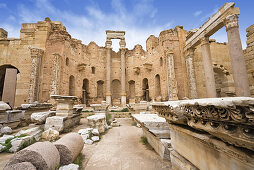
[213,64,235,97]
[69,75,75,96]
[97,80,104,98]
[142,78,149,101]
[111,79,121,100]
[128,80,135,99]
[155,74,161,101]
[0,64,20,108]
[82,79,89,104]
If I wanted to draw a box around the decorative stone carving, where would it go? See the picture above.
[51,53,61,95]
[153,97,254,151]
[28,48,44,103]
[224,14,239,31]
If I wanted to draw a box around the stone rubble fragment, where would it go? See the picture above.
[0,135,14,144]
[91,136,100,142]
[41,128,59,141]
[0,126,12,134]
[59,163,79,170]
[84,139,93,145]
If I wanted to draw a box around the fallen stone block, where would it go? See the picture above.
[0,135,14,144]
[45,116,65,132]
[1,126,12,134]
[41,128,59,141]
[5,141,60,170]
[59,163,79,170]
[87,114,106,133]
[4,162,36,170]
[9,136,32,152]
[54,133,84,165]
[0,101,11,111]
[31,111,55,124]
[15,127,43,141]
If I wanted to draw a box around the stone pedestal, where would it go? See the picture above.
[200,36,217,98]
[51,95,77,117]
[120,93,126,107]
[225,14,250,97]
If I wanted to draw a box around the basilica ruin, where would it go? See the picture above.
[0,2,254,170]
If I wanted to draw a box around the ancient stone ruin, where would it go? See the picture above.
[0,2,254,170]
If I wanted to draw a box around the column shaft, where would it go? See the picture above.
[225,14,250,96]
[106,46,112,105]
[201,37,217,98]
[186,48,197,99]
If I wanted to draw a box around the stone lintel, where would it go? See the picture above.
[184,2,239,51]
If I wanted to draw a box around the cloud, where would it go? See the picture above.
[0,3,7,8]
[1,0,173,51]
[194,10,202,17]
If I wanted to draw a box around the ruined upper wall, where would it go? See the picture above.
[244,24,254,96]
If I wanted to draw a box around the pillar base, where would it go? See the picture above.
[106,93,111,106]
[121,95,126,107]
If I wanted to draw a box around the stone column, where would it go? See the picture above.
[51,53,61,95]
[224,14,250,97]
[28,48,44,103]
[200,36,217,98]
[186,48,197,99]
[105,39,112,105]
[120,39,126,106]
[165,49,178,100]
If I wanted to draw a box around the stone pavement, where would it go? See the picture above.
[82,118,171,170]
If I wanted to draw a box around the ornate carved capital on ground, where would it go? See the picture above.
[224,14,239,31]
[153,97,254,151]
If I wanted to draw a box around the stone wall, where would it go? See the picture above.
[244,24,254,97]
[194,40,235,98]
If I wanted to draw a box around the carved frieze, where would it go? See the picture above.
[153,97,254,151]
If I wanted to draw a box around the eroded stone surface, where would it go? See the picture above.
[31,111,55,124]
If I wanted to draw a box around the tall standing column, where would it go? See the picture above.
[120,39,126,107]
[224,14,250,97]
[186,48,197,99]
[200,36,217,98]
[105,39,112,105]
[28,48,44,103]
[165,49,178,100]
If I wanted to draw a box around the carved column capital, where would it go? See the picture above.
[164,48,173,56]
[224,14,239,31]
[119,39,126,48]
[105,39,112,48]
[186,48,195,59]
[200,36,209,46]
[30,48,44,58]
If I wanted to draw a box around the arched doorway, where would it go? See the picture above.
[155,74,161,101]
[112,79,121,105]
[0,65,20,108]
[82,79,89,105]
[97,80,104,98]
[142,78,149,101]
[213,64,235,97]
[69,75,75,96]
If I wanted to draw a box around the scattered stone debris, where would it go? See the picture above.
[59,163,79,170]
[78,128,100,144]
[111,119,120,127]
[15,127,43,141]
[87,114,107,133]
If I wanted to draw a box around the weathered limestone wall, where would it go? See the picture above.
[0,19,51,106]
[244,24,254,96]
[194,40,235,98]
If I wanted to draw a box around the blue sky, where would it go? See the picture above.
[0,0,253,51]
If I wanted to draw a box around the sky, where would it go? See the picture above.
[0,0,253,51]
